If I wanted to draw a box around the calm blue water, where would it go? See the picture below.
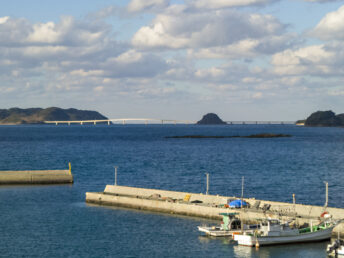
[0,124,343,257]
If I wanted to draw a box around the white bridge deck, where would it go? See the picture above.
[44,119,296,125]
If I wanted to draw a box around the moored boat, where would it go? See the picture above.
[197,212,258,237]
[327,238,344,256]
[234,218,341,246]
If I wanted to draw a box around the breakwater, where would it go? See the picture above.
[0,165,73,184]
[86,185,344,235]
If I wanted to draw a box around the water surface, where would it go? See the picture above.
[0,124,343,257]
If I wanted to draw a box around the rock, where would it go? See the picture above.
[197,113,226,125]
[244,133,291,138]
[165,133,291,139]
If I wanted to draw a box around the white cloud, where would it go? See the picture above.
[27,22,60,43]
[114,50,143,64]
[0,16,9,24]
[0,15,171,101]
[271,43,344,75]
[303,0,341,2]
[1,2,344,118]
[310,5,344,40]
[195,67,225,79]
[187,0,277,9]
[188,34,295,59]
[132,7,286,51]
[0,16,111,47]
[127,0,170,13]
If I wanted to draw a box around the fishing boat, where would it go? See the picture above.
[234,218,341,246]
[327,238,344,256]
[197,212,258,237]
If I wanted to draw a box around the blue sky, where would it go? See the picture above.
[0,0,344,120]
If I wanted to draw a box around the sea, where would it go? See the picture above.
[0,124,343,257]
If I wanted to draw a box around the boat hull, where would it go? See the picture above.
[197,226,243,237]
[235,227,334,246]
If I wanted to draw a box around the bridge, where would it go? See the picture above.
[44,118,196,125]
[225,121,296,125]
[44,118,296,125]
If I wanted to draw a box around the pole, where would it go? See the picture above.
[68,162,72,175]
[324,181,328,209]
[241,176,244,205]
[114,166,118,186]
[241,176,245,233]
[292,193,296,213]
[205,173,209,195]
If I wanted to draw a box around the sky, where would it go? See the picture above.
[0,0,344,121]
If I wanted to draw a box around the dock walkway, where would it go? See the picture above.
[86,185,344,235]
[0,165,73,184]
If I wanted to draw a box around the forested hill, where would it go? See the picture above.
[0,107,108,124]
[305,110,344,127]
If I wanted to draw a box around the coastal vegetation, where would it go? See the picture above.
[166,133,292,139]
[0,107,108,125]
[197,113,226,125]
[305,110,344,127]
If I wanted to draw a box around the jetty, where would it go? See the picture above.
[0,163,73,184]
[86,185,344,236]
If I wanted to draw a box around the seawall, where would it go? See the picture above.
[0,169,73,184]
[86,185,344,235]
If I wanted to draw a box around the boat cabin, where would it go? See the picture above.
[219,212,241,230]
[260,219,299,237]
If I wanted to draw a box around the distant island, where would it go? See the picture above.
[166,133,291,139]
[304,110,344,127]
[197,113,226,125]
[0,107,108,125]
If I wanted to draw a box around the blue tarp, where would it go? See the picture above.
[229,199,247,208]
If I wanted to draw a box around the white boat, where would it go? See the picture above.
[198,212,258,237]
[327,239,344,256]
[234,218,341,246]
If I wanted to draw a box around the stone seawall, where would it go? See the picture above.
[86,185,344,235]
[0,169,73,184]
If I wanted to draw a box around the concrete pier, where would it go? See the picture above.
[0,166,73,184]
[86,185,344,235]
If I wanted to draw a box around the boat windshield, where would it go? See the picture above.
[231,219,241,230]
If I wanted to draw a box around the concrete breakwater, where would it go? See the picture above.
[0,165,73,184]
[86,185,344,235]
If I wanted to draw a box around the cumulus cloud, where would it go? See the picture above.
[188,34,296,59]
[271,42,344,76]
[1,1,343,117]
[303,0,341,2]
[88,6,120,20]
[0,14,170,100]
[127,0,170,13]
[132,6,287,52]
[187,0,278,9]
[0,16,111,47]
[310,5,344,40]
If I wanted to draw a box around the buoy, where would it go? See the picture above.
[320,211,329,217]
[255,239,260,249]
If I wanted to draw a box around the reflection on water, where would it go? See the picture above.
[198,233,330,258]
[233,245,256,257]
[198,235,233,245]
